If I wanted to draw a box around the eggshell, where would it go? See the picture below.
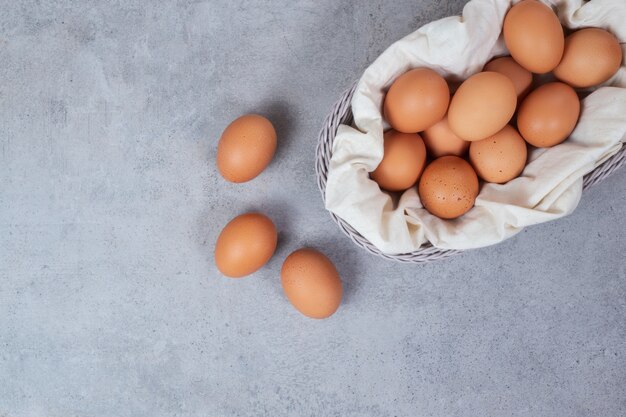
[483,56,533,100]
[281,249,342,319]
[217,114,276,183]
[418,156,479,219]
[554,28,623,88]
[370,130,427,191]
[422,114,470,158]
[503,0,564,74]
[469,125,528,183]
[517,82,580,148]
[215,213,277,278]
[448,72,517,142]
[383,68,450,133]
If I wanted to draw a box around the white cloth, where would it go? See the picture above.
[325,0,626,253]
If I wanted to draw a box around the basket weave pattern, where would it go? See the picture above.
[315,82,626,263]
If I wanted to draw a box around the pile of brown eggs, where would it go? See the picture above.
[375,0,622,220]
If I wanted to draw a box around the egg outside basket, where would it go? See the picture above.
[315,82,626,264]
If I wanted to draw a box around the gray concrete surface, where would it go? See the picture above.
[1,1,625,416]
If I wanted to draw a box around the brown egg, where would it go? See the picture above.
[554,28,623,88]
[215,213,277,278]
[469,125,528,183]
[217,114,276,183]
[448,72,517,142]
[517,82,580,148]
[483,56,533,100]
[503,0,564,74]
[383,68,450,133]
[281,249,343,319]
[370,130,427,191]
[422,114,470,158]
[418,156,479,219]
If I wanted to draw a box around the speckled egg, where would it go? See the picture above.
[469,125,528,183]
[418,156,479,219]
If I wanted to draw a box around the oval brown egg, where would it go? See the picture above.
[215,213,277,278]
[418,156,479,220]
[483,56,533,100]
[503,0,564,74]
[422,114,470,158]
[469,125,528,184]
[281,249,343,319]
[370,130,427,191]
[554,28,623,88]
[383,68,450,133]
[217,114,276,183]
[448,71,517,142]
[517,82,580,148]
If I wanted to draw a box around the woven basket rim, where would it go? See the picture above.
[315,81,626,264]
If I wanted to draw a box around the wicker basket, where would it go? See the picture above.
[315,82,626,263]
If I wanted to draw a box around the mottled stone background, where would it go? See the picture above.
[1,1,625,416]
